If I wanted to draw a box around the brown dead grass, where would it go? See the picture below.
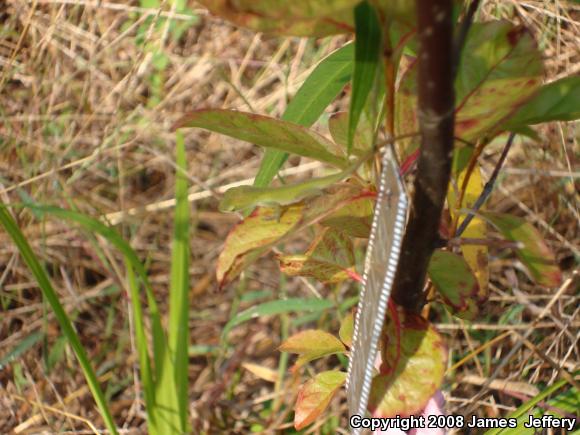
[0,0,578,433]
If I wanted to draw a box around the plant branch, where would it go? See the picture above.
[456,132,516,237]
[447,237,523,250]
[452,0,481,80]
[391,0,455,313]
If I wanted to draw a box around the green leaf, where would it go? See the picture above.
[504,76,580,128]
[294,370,347,430]
[339,312,354,348]
[255,43,354,187]
[455,22,543,139]
[0,205,119,435]
[428,250,481,320]
[222,299,334,340]
[278,228,357,284]
[174,109,346,167]
[369,313,446,417]
[396,21,543,153]
[279,329,346,369]
[284,43,354,127]
[349,1,382,154]
[482,212,562,287]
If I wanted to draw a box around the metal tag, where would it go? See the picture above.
[346,146,408,432]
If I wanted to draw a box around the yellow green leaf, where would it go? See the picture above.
[339,312,355,348]
[448,164,489,299]
[294,370,347,430]
[279,329,346,369]
[369,313,446,417]
[278,228,357,284]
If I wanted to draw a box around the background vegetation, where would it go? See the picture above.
[0,0,578,433]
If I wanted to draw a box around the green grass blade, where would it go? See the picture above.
[0,204,119,435]
[485,376,576,435]
[348,1,382,154]
[26,204,167,382]
[156,131,191,433]
[0,331,44,370]
[125,261,157,429]
[254,43,354,187]
[222,298,334,341]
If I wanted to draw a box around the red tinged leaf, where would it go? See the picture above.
[396,21,543,152]
[174,109,346,167]
[294,370,347,430]
[482,212,562,287]
[279,330,346,370]
[369,312,447,417]
[428,250,481,320]
[196,1,416,37]
[217,184,374,287]
[197,0,357,36]
[320,194,375,238]
[216,205,303,288]
[278,228,357,284]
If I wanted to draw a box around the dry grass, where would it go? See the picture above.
[0,0,578,433]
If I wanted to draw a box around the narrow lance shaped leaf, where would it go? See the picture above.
[349,1,382,154]
[217,204,303,288]
[173,109,346,167]
[320,194,374,238]
[255,42,354,187]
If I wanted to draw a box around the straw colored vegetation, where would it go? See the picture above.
[0,0,578,433]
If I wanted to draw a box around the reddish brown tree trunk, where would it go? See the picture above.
[392,0,455,313]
